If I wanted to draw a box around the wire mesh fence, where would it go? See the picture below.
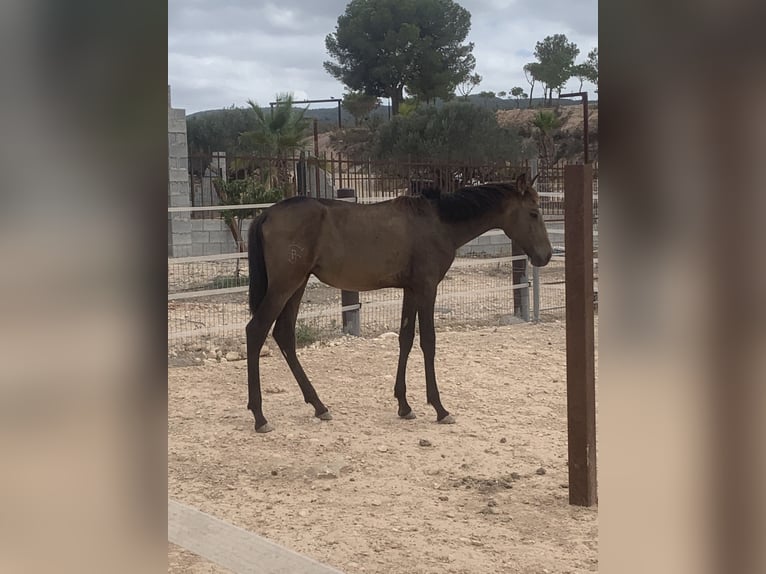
[169,156,599,353]
[168,255,538,350]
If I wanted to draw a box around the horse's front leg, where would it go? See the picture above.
[394,288,417,419]
[417,288,455,424]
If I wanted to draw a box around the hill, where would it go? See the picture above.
[187,98,598,163]
[186,95,585,131]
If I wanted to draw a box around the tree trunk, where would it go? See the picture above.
[225,217,246,252]
[277,157,295,198]
[391,85,404,116]
[528,83,535,108]
[212,179,246,252]
[391,96,400,115]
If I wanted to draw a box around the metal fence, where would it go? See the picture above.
[168,242,540,348]
[187,153,597,213]
[169,157,598,352]
[167,234,593,351]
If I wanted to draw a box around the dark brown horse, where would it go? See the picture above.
[246,174,553,432]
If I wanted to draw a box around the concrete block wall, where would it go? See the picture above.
[457,230,512,257]
[168,85,193,258]
[189,219,255,257]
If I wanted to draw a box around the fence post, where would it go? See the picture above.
[532,264,540,322]
[529,158,541,322]
[512,243,528,320]
[564,163,597,507]
[297,151,307,196]
[519,267,530,322]
[336,188,361,336]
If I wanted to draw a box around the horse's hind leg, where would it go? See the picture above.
[394,288,417,419]
[272,279,331,421]
[416,287,454,424]
[246,290,293,433]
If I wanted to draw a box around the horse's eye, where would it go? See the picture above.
[530,211,539,219]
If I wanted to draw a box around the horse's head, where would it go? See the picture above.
[502,173,553,267]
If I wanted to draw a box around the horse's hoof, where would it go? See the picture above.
[400,411,417,420]
[255,422,274,433]
[316,411,333,421]
[437,414,456,425]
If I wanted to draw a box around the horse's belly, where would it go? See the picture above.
[313,257,406,291]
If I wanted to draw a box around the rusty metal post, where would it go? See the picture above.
[564,163,597,507]
[582,97,589,164]
[296,151,307,196]
[560,92,589,163]
[313,119,321,198]
[336,188,361,336]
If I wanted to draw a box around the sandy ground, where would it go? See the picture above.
[168,320,598,573]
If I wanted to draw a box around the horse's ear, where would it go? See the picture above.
[530,173,539,186]
[515,172,528,194]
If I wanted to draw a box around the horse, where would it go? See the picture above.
[245,173,553,433]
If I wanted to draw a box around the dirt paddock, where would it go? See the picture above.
[168,320,598,573]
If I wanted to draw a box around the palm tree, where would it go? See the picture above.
[238,93,310,197]
[532,110,563,164]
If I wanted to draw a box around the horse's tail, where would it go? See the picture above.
[248,212,268,315]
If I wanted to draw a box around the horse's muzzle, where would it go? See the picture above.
[531,251,552,267]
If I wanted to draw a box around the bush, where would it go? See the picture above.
[371,101,523,163]
[295,321,319,347]
[211,275,249,289]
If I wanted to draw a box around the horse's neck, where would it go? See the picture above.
[443,212,504,250]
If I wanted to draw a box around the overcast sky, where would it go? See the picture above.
[168,0,597,114]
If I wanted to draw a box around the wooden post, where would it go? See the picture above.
[564,163,597,506]
[336,188,361,336]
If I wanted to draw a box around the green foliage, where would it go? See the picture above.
[211,274,249,289]
[532,110,563,132]
[510,87,526,108]
[531,110,564,162]
[295,321,319,347]
[397,97,421,117]
[570,63,589,92]
[526,34,580,104]
[456,72,481,99]
[217,177,282,207]
[568,47,597,93]
[584,47,598,85]
[324,0,476,114]
[342,90,381,126]
[371,100,522,163]
[187,105,259,157]
[238,94,311,156]
[213,176,283,256]
[523,63,541,106]
[216,176,283,225]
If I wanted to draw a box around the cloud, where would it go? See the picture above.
[168,0,597,113]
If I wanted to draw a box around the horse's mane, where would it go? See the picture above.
[417,182,522,223]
